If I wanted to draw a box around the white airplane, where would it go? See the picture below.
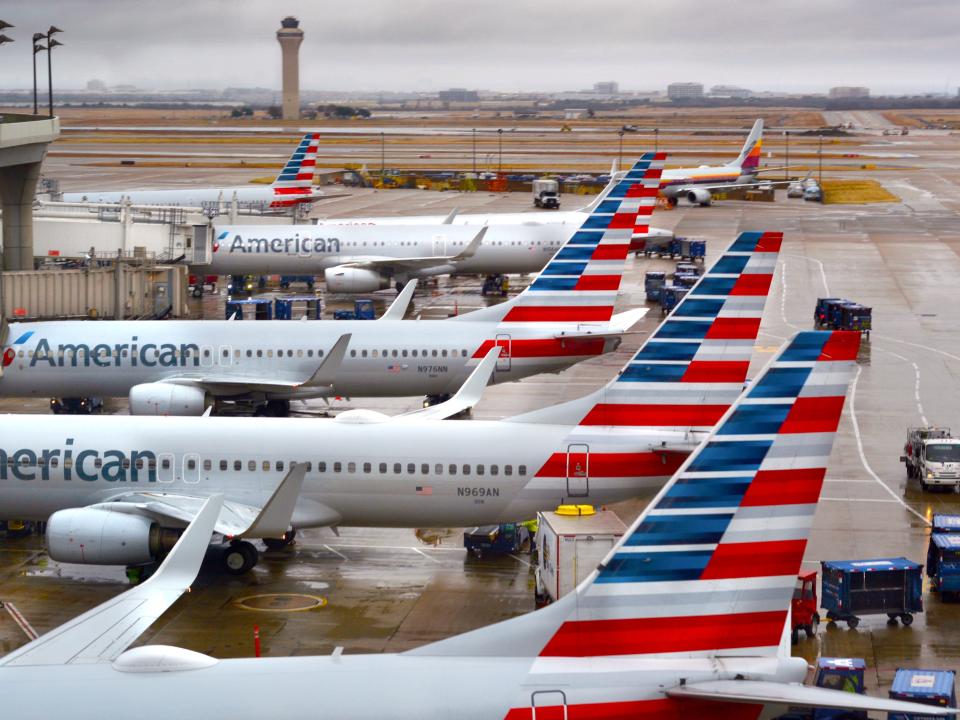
[4,331,949,720]
[200,160,674,292]
[0,229,782,573]
[60,133,325,208]
[0,157,666,416]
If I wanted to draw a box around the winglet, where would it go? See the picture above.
[301,333,351,388]
[453,225,487,260]
[607,307,649,333]
[241,463,308,539]
[441,207,458,225]
[380,280,418,321]
[0,495,223,667]
[396,347,501,421]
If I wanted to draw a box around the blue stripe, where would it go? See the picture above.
[717,404,792,436]
[529,276,579,291]
[657,476,754,509]
[13,331,34,345]
[749,367,811,399]
[595,200,623,214]
[581,215,615,230]
[633,341,701,361]
[597,550,712,583]
[653,320,713,340]
[711,254,751,275]
[690,277,736,296]
[540,262,587,276]
[567,231,603,247]
[619,363,688,382]
[688,440,772,473]
[780,332,829,361]
[729,231,764,252]
[672,298,725,318]
[627,513,734,545]
[556,246,596,261]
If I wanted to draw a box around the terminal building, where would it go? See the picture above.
[828,86,870,98]
[667,82,704,100]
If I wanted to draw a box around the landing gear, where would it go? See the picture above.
[223,540,259,575]
[263,530,297,552]
[423,394,451,408]
[254,400,291,417]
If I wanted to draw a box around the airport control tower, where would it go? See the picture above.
[276,16,304,120]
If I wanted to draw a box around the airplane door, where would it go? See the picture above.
[531,690,567,720]
[566,443,589,498]
[200,346,214,368]
[495,334,512,372]
[158,453,175,484]
[219,345,232,367]
[432,234,446,257]
[183,453,200,484]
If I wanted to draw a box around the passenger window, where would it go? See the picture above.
[373,350,379,358]
[505,465,513,476]
[307,349,314,357]
[490,464,498,476]
[347,462,356,473]
[407,463,415,474]
[363,462,371,473]
[435,463,443,474]
[267,350,274,358]
[122,459,131,470]
[412,350,418,357]
[94,458,103,468]
[203,459,212,471]
[442,350,447,357]
[393,463,402,474]
[463,464,471,475]
[318,350,324,357]
[421,463,429,474]
[379,463,387,473]
[51,458,60,468]
[249,460,256,471]
[477,465,485,476]
[519,465,527,476]
[449,464,457,475]
[334,462,342,473]
[257,350,263,358]
[276,461,284,471]
[162,458,171,470]
[234,460,242,471]
[392,350,398,358]
[432,350,438,357]
[362,350,368,358]
[246,350,252,358]
[262,460,270,471]
[187,459,197,471]
[350,350,356,358]
[318,461,327,472]
[303,462,312,471]
[287,350,293,358]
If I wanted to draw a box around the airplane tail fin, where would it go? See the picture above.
[271,133,321,189]
[731,119,763,173]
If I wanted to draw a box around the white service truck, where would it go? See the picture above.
[534,507,626,607]
[901,426,960,490]
[532,178,560,209]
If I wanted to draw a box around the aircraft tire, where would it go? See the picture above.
[263,530,297,551]
[224,541,259,575]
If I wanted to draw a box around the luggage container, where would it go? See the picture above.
[225,297,273,320]
[777,658,868,720]
[333,299,376,320]
[672,273,699,289]
[534,506,626,607]
[275,295,322,320]
[926,534,960,598]
[675,262,703,277]
[888,669,957,720]
[659,284,688,315]
[821,558,923,628]
[839,303,872,337]
[815,298,843,326]
[463,523,530,559]
[644,271,666,301]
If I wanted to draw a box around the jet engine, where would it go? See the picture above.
[129,383,208,416]
[325,266,390,293]
[686,188,712,206]
[46,508,180,565]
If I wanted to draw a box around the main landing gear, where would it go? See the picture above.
[223,540,260,575]
[263,530,297,552]
[253,400,291,417]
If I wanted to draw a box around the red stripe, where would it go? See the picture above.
[608,212,638,229]
[628,185,661,197]
[299,158,316,167]
[728,273,773,296]
[273,187,313,195]
[504,698,760,720]
[534,451,685,479]
[681,360,750,384]
[471,338,606,359]
[819,331,861,361]
[701,540,807,580]
[574,275,622,291]
[539,610,787,656]
[779,396,846,434]
[590,244,630,261]
[704,317,761,340]
[296,173,313,180]
[756,232,783,253]
[501,306,614,323]
[579,404,728,427]
[740,468,827,507]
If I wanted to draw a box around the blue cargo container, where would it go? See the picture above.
[274,295,322,320]
[225,297,273,320]
[888,669,956,720]
[644,271,666,301]
[927,534,960,597]
[659,284,688,315]
[821,558,923,628]
[776,658,867,720]
[933,514,960,533]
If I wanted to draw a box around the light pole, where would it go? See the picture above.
[654,127,659,153]
[45,26,63,118]
[32,33,45,115]
[380,131,385,184]
[784,130,790,182]
[818,134,823,184]
[472,127,476,174]
[617,129,624,172]
[497,128,503,174]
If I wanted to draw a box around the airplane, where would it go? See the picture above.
[60,133,325,208]
[4,331,950,720]
[656,119,788,206]
[0,229,781,574]
[199,161,673,291]
[0,156,666,416]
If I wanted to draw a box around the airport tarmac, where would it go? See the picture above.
[3,157,960,700]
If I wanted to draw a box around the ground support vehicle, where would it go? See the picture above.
[888,669,956,720]
[463,523,530,559]
[333,299,375,320]
[532,178,560,208]
[815,298,872,337]
[188,274,218,297]
[659,284,689,314]
[225,297,273,320]
[481,274,509,296]
[50,397,103,414]
[534,506,626,607]
[901,427,960,490]
[666,237,706,261]
[821,558,923,628]
[776,658,867,720]
[274,296,322,320]
[792,571,821,643]
[644,271,665,302]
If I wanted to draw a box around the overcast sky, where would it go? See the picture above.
[0,0,956,94]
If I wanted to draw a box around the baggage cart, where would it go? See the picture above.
[659,284,688,315]
[821,558,923,628]
[888,669,956,720]
[926,533,960,598]
[644,271,666,302]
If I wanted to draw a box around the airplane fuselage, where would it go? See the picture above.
[61,186,322,208]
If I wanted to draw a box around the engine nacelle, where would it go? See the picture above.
[129,383,208,416]
[47,508,157,565]
[325,266,390,293]
[686,188,712,206]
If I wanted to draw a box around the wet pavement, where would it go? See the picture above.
[4,140,960,699]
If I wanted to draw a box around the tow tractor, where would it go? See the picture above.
[791,571,820,643]
[901,427,960,491]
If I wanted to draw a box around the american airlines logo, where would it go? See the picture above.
[25,338,203,369]
[2,331,34,368]
[1,439,158,483]
[216,231,342,255]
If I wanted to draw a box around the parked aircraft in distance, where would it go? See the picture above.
[61,133,324,208]
[0,157,665,416]
[5,331,944,720]
[0,228,781,574]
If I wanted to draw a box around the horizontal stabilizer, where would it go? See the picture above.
[396,347,500,421]
[240,463,308,539]
[0,496,223,667]
[380,280,418,321]
[668,681,958,717]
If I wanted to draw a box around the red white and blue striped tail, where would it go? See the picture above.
[496,153,665,325]
[577,230,782,431]
[271,133,320,189]
[539,330,860,659]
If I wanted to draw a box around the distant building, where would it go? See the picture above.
[593,81,619,95]
[86,79,107,92]
[564,108,588,120]
[828,86,870,99]
[667,82,704,100]
[709,84,752,99]
[438,88,479,103]
[276,16,304,120]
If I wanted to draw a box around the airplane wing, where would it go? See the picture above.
[0,495,223,667]
[395,347,500,421]
[668,681,958,717]
[91,462,314,539]
[336,226,488,272]
[379,280,418,321]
